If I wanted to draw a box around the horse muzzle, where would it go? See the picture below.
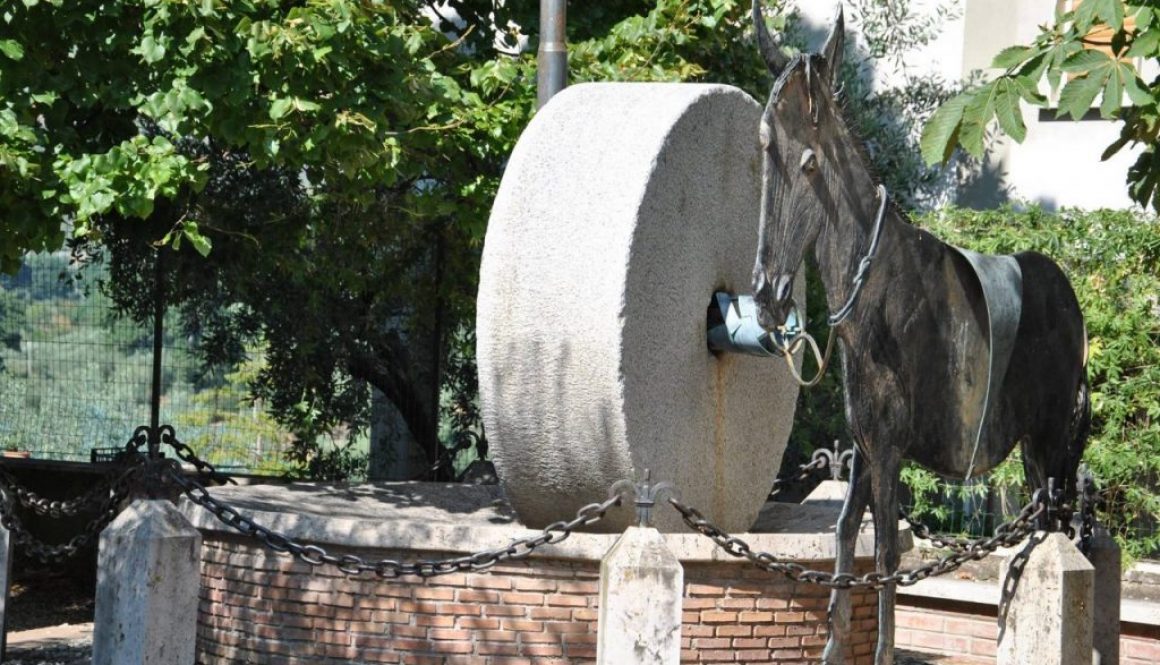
[753,272,795,330]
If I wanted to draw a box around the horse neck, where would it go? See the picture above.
[811,118,902,322]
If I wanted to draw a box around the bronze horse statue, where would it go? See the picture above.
[748,3,1090,664]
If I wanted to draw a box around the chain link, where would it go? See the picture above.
[0,464,130,519]
[168,463,626,578]
[158,425,234,485]
[670,495,1044,590]
[0,461,141,563]
[1078,476,1098,556]
[768,455,827,498]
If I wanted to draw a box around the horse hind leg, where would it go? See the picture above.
[1020,374,1091,510]
[870,460,902,665]
[824,450,871,665]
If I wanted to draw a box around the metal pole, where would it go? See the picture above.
[537,0,567,108]
[149,249,164,459]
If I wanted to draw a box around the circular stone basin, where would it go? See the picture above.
[477,82,805,533]
[182,481,906,664]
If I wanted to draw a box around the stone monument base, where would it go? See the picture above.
[181,482,896,664]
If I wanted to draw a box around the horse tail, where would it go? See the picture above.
[1065,359,1092,498]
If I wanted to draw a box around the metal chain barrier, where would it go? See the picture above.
[0,464,130,520]
[768,456,826,498]
[669,494,1045,590]
[156,425,234,486]
[1078,474,1099,556]
[0,461,141,563]
[167,462,626,578]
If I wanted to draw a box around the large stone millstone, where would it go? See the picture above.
[477,83,803,533]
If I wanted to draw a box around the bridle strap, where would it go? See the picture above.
[774,185,888,389]
[826,184,888,327]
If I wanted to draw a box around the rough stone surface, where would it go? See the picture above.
[93,500,201,665]
[477,82,804,533]
[597,526,683,664]
[802,478,851,512]
[1,523,11,657]
[997,531,1094,665]
[179,480,899,561]
[1090,530,1121,665]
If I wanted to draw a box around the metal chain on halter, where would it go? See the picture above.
[0,461,140,563]
[168,463,627,578]
[669,494,1044,590]
[771,187,886,388]
[826,184,889,327]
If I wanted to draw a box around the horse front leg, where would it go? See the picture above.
[870,459,901,665]
[823,449,871,665]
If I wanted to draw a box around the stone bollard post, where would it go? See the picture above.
[93,500,201,665]
[1089,529,1121,665]
[0,521,11,660]
[997,531,1094,665]
[597,526,683,665]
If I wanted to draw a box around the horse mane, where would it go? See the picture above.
[768,54,912,227]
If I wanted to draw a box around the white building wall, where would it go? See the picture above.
[796,0,1138,210]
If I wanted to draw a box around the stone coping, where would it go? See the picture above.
[178,480,912,563]
[899,570,1160,627]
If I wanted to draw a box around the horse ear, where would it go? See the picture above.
[752,0,788,76]
[822,4,845,86]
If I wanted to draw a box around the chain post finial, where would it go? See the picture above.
[620,469,677,528]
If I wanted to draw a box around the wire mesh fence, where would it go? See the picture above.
[901,473,1159,559]
[0,251,293,474]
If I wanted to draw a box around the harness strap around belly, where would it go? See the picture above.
[949,246,1022,479]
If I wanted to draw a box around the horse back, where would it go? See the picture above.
[895,246,1085,479]
[985,250,1087,477]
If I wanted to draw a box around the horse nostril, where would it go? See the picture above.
[753,270,768,296]
[772,274,794,303]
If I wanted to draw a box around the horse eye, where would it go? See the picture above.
[800,149,818,173]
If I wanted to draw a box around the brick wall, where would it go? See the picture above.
[896,595,1160,665]
[197,534,878,664]
[681,563,878,664]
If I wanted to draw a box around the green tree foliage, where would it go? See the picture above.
[921,1,1160,210]
[0,289,25,366]
[1,0,965,478]
[913,205,1160,559]
[0,0,791,475]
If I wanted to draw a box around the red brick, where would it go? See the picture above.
[477,641,521,655]
[501,619,544,632]
[897,611,944,631]
[513,577,558,592]
[428,628,472,640]
[415,614,455,627]
[545,594,587,607]
[413,587,455,601]
[501,592,545,605]
[458,617,501,630]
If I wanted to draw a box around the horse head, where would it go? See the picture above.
[751,1,846,330]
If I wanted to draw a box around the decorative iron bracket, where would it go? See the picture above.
[811,440,854,481]
[610,469,680,528]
